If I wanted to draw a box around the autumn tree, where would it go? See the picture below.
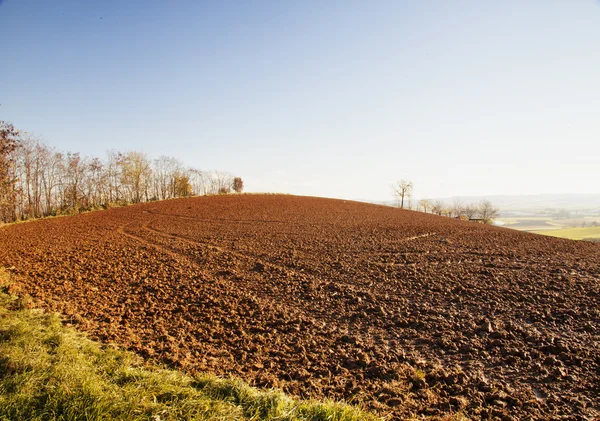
[0,121,21,222]
[418,199,431,213]
[232,177,243,193]
[173,172,192,197]
[392,180,413,209]
[0,122,241,220]
[120,151,152,203]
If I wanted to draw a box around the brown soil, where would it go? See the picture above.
[1,195,599,420]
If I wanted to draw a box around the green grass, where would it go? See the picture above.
[0,269,380,421]
[531,226,600,240]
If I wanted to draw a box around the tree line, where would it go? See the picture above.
[392,179,499,224]
[0,121,243,223]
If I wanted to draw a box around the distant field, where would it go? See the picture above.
[532,226,600,241]
[499,216,600,233]
[498,217,561,231]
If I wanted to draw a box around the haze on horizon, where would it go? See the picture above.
[1,0,599,202]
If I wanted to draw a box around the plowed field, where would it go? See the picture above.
[1,195,599,420]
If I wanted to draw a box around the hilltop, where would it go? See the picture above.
[1,195,599,420]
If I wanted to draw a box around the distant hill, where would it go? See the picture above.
[361,194,600,215]
[435,194,600,211]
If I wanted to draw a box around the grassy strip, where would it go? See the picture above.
[531,226,600,240]
[0,269,380,421]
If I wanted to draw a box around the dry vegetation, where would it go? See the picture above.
[1,120,241,224]
[1,194,599,420]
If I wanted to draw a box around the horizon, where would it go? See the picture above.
[1,1,599,201]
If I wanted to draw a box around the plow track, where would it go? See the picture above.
[1,195,599,420]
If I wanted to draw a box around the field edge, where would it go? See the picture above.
[0,268,383,421]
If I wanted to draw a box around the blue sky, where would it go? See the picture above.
[1,0,599,200]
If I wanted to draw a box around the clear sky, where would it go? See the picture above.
[1,0,599,201]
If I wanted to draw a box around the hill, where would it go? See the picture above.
[1,195,599,420]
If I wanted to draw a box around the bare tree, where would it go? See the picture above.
[188,168,208,196]
[60,152,88,211]
[451,199,464,218]
[14,136,42,218]
[392,180,413,209]
[105,150,124,204]
[211,171,233,195]
[463,204,478,220]
[40,148,63,215]
[15,137,64,218]
[152,156,185,200]
[83,157,105,209]
[477,200,499,224]
[431,200,445,216]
